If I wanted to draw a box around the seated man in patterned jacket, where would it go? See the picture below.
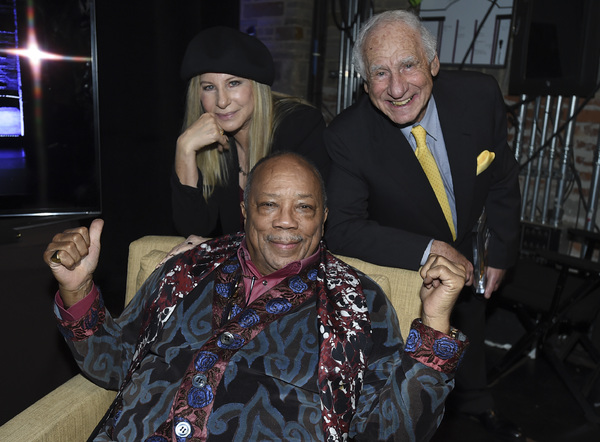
[44,151,468,441]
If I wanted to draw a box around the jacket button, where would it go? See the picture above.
[192,374,207,388]
[220,331,234,346]
[174,420,192,438]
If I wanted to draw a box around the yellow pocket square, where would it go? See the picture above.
[476,150,495,175]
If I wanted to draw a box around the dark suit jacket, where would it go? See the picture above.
[324,70,521,271]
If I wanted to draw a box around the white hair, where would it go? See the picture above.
[352,9,438,79]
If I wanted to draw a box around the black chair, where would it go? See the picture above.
[488,228,600,423]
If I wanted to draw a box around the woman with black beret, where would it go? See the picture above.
[171,26,330,239]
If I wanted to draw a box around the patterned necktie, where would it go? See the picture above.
[411,125,456,240]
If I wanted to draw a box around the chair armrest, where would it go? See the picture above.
[0,374,116,442]
[1,235,184,440]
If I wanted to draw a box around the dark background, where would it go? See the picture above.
[3,0,600,433]
[94,1,239,314]
[0,0,238,424]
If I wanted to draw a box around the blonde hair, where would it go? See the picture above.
[183,78,274,200]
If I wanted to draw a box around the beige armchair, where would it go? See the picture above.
[0,235,423,441]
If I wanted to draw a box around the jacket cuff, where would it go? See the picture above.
[404,318,469,373]
[56,286,106,342]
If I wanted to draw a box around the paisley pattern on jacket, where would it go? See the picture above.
[147,252,324,441]
[57,237,465,441]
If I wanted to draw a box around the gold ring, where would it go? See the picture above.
[51,250,61,264]
[219,128,224,135]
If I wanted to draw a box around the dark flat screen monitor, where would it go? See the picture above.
[508,0,600,98]
[0,0,100,218]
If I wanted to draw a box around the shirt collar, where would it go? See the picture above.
[400,96,440,143]
[237,238,321,281]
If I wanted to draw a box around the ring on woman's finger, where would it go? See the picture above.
[219,128,224,135]
[51,250,61,264]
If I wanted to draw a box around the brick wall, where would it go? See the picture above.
[505,94,600,232]
[240,0,314,97]
[239,0,410,103]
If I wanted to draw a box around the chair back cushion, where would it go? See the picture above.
[127,237,423,337]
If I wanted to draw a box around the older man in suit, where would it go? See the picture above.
[324,9,523,441]
[46,152,469,441]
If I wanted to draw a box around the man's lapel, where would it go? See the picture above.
[372,104,448,221]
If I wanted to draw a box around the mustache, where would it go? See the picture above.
[266,234,303,243]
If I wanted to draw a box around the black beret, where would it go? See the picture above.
[180,26,275,86]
